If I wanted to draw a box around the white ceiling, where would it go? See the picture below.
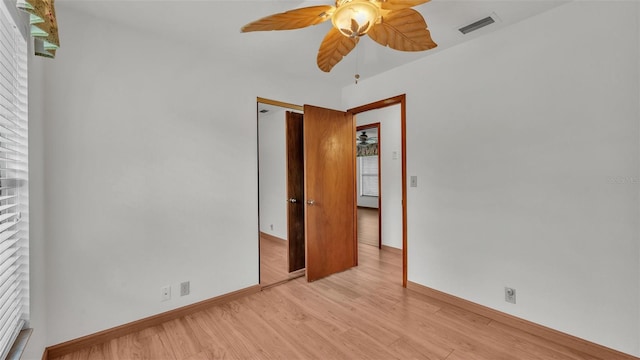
[57,0,570,87]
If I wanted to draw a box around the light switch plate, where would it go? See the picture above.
[410,176,418,187]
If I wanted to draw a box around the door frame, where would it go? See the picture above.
[256,97,304,286]
[347,94,408,287]
[356,123,382,249]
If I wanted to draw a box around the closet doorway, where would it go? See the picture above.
[257,99,305,287]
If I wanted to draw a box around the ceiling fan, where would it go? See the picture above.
[241,0,437,73]
[357,131,378,145]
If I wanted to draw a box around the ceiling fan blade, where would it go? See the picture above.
[241,5,335,32]
[380,0,431,11]
[317,27,359,72]
[368,8,437,51]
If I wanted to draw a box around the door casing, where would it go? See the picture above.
[348,95,408,287]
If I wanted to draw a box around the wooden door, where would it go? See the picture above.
[303,105,357,282]
[286,111,305,272]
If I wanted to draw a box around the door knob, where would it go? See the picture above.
[288,198,297,203]
[306,200,315,206]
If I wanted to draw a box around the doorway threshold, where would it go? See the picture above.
[260,269,306,290]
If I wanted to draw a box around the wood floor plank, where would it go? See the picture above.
[385,302,517,359]
[85,345,105,360]
[389,337,452,360]
[337,327,400,359]
[142,333,178,360]
[486,320,602,360]
[159,318,203,358]
[221,297,305,359]
[299,280,403,348]
[182,313,238,359]
[204,303,277,359]
[270,281,353,335]
[255,310,351,360]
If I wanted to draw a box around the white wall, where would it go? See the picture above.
[33,5,339,349]
[356,106,403,249]
[258,108,287,240]
[342,2,639,356]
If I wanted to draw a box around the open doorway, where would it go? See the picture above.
[356,123,381,249]
[257,98,305,287]
[349,95,408,286]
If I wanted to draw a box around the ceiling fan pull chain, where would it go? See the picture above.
[355,45,360,84]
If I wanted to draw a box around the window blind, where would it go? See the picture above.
[0,2,29,359]
[360,156,378,197]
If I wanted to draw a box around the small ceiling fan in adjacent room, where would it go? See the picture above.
[241,0,438,72]
[357,131,378,146]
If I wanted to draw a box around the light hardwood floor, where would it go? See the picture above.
[357,207,379,247]
[259,234,288,286]
[260,207,380,286]
[52,243,604,360]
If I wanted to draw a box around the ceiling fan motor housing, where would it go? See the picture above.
[332,0,381,38]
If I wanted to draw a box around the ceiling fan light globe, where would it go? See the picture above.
[332,0,380,37]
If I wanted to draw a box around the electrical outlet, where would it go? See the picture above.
[270,224,274,231]
[161,285,171,301]
[180,281,190,296]
[410,176,418,187]
[505,287,516,304]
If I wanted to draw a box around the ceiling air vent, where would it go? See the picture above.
[459,16,496,35]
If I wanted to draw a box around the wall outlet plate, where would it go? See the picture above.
[180,281,190,296]
[505,287,516,304]
[161,285,171,301]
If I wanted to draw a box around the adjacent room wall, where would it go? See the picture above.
[33,5,339,349]
[258,108,287,240]
[356,106,403,249]
[343,2,640,356]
